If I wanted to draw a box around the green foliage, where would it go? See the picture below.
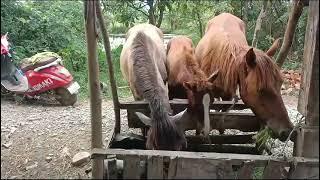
[1,0,308,99]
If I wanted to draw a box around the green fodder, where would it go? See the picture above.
[252,127,274,151]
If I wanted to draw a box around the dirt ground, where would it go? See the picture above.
[1,95,299,179]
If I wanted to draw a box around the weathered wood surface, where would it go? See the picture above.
[294,1,319,179]
[96,148,319,179]
[237,160,255,179]
[84,1,103,179]
[120,99,249,110]
[104,156,117,179]
[122,155,141,179]
[107,133,260,154]
[186,134,256,144]
[147,156,164,179]
[92,148,319,167]
[187,144,260,155]
[128,110,261,132]
[297,0,319,123]
[262,160,289,179]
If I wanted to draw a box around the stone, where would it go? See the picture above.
[61,147,71,158]
[45,156,52,162]
[2,142,12,149]
[26,162,38,171]
[72,151,91,167]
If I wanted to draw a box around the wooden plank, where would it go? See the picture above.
[119,99,249,110]
[122,155,141,179]
[104,157,117,179]
[91,148,319,167]
[262,160,289,179]
[289,163,319,179]
[237,160,255,179]
[216,160,235,179]
[147,155,164,179]
[187,144,260,155]
[174,158,219,179]
[297,0,319,124]
[296,2,319,178]
[168,157,178,179]
[128,110,261,132]
[186,134,256,144]
[84,1,103,179]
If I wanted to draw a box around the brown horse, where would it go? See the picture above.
[120,24,188,150]
[195,13,294,141]
[166,36,219,136]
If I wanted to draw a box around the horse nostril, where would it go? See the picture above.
[279,131,287,142]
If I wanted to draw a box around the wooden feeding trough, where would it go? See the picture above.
[85,1,319,179]
[111,99,263,155]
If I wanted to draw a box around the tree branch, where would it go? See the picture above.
[276,0,305,67]
[126,1,148,17]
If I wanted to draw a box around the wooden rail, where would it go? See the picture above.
[92,148,319,179]
[127,110,261,132]
[119,99,249,110]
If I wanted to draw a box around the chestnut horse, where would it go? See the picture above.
[120,24,188,150]
[166,36,219,136]
[195,13,294,141]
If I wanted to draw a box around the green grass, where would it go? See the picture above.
[252,167,264,179]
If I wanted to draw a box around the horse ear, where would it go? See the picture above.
[207,69,219,82]
[266,38,282,57]
[245,48,256,68]
[135,112,152,127]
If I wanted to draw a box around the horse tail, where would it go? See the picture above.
[132,32,185,150]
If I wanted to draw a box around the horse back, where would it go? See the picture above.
[120,25,168,101]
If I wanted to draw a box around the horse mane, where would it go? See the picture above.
[131,32,185,150]
[201,33,283,96]
[200,34,245,96]
[184,47,207,81]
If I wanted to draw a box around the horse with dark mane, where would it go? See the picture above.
[166,36,219,136]
[195,13,294,141]
[120,24,188,150]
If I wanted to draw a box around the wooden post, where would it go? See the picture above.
[95,1,121,135]
[84,1,103,179]
[291,0,319,178]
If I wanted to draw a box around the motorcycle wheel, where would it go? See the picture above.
[1,84,14,97]
[55,87,77,106]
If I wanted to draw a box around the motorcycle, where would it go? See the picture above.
[1,33,80,106]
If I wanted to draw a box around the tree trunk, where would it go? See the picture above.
[276,0,305,67]
[252,0,269,47]
[156,5,165,28]
[84,1,103,178]
[147,0,156,25]
[242,0,249,23]
[195,11,203,37]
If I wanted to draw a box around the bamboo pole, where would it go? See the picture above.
[84,1,103,179]
[95,0,121,134]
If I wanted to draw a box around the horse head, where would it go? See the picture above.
[238,44,294,141]
[182,69,220,108]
